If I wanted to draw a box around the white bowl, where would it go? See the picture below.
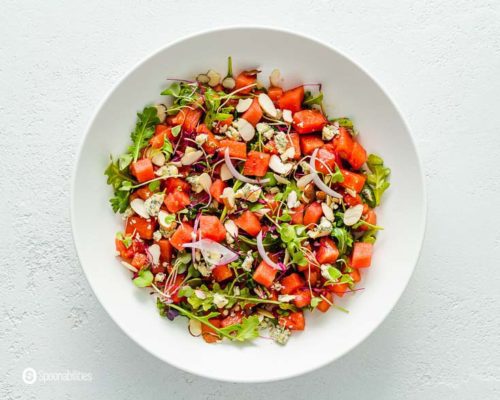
[71,27,426,383]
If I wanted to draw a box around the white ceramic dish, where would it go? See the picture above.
[71,26,426,382]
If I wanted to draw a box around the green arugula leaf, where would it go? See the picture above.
[365,154,391,206]
[115,232,132,248]
[331,227,354,255]
[118,154,133,170]
[161,82,181,97]
[133,270,153,288]
[303,91,324,107]
[223,315,260,341]
[331,117,354,128]
[310,297,322,308]
[129,106,160,162]
[104,157,136,213]
[148,180,161,192]
[171,125,181,137]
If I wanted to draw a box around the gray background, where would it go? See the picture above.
[1,0,499,399]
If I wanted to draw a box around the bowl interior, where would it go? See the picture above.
[72,27,425,382]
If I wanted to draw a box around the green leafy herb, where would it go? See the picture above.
[331,227,354,255]
[116,232,132,248]
[133,269,153,288]
[104,157,136,213]
[303,91,324,107]
[118,154,133,170]
[310,297,322,308]
[148,180,161,192]
[365,154,391,207]
[331,117,354,128]
[171,125,181,137]
[128,106,159,162]
[278,224,308,267]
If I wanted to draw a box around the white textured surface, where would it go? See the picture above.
[1,0,499,398]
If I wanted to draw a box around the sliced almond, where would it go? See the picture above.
[220,164,232,181]
[207,70,221,87]
[297,173,314,189]
[269,155,293,175]
[181,150,203,165]
[269,69,282,87]
[198,172,212,194]
[155,104,166,123]
[236,98,253,113]
[130,198,150,219]
[188,319,202,336]
[282,109,293,123]
[148,244,161,265]
[220,187,236,210]
[235,118,255,142]
[257,308,276,319]
[321,202,335,221]
[151,152,166,167]
[343,204,364,226]
[121,261,138,273]
[258,93,277,118]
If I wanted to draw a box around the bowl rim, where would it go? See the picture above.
[70,25,427,383]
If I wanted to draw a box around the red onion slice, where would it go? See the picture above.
[309,149,342,199]
[256,231,280,270]
[224,148,269,185]
[183,239,239,266]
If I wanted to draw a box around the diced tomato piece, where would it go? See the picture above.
[344,193,362,207]
[210,179,226,203]
[315,146,337,174]
[280,273,305,295]
[350,268,361,283]
[242,151,271,177]
[131,253,148,269]
[317,292,333,313]
[212,264,234,282]
[165,177,190,193]
[182,108,202,132]
[130,159,155,183]
[115,238,134,259]
[305,268,319,286]
[263,140,279,155]
[303,202,323,226]
[277,86,304,113]
[351,242,373,268]
[293,110,327,134]
[135,186,153,200]
[348,141,367,170]
[125,216,156,240]
[218,140,247,159]
[329,283,349,297]
[290,203,305,225]
[285,133,301,160]
[235,71,257,94]
[150,130,165,149]
[169,222,194,251]
[234,211,261,237]
[279,311,305,331]
[293,288,312,308]
[253,261,278,287]
[333,127,354,159]
[166,109,186,126]
[300,134,324,155]
[196,124,220,155]
[164,191,190,213]
[157,239,173,263]
[316,237,339,264]
[199,215,226,242]
[340,169,366,193]
[268,86,283,103]
[202,318,221,343]
[221,311,243,328]
[242,98,263,126]
[358,209,377,232]
[264,193,280,216]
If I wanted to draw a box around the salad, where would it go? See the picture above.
[105,58,390,344]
